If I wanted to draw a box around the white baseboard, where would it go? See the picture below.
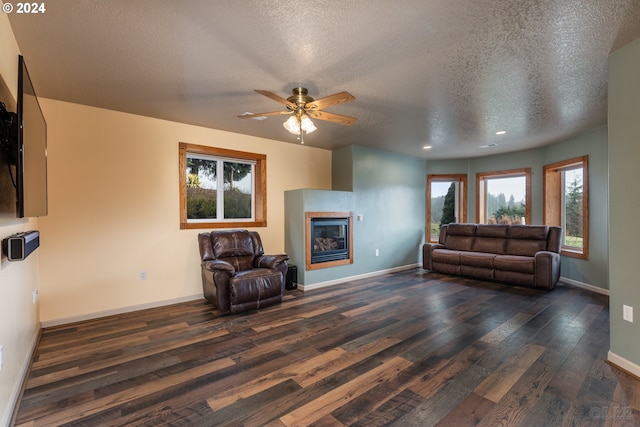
[4,325,40,427]
[298,263,420,291]
[559,277,609,296]
[607,350,640,378]
[41,294,203,328]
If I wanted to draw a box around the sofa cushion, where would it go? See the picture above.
[509,225,549,240]
[444,224,476,251]
[504,226,547,257]
[505,239,547,257]
[461,265,494,281]
[476,224,510,238]
[460,251,495,268]
[495,270,534,287]
[473,237,507,254]
[432,262,461,276]
[494,255,535,274]
[431,249,461,265]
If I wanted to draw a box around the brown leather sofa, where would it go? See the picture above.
[198,230,289,314]
[423,223,562,289]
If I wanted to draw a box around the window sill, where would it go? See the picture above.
[560,248,588,260]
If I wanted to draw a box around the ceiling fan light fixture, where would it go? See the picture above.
[242,87,356,143]
[283,115,300,134]
[300,115,317,133]
[283,113,317,136]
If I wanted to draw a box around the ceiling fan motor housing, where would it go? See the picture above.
[287,87,315,112]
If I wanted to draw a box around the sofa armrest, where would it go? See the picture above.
[254,254,289,269]
[202,259,235,275]
[423,243,444,270]
[534,251,561,289]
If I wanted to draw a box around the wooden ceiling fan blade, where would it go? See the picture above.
[308,110,357,125]
[237,111,292,119]
[305,91,355,111]
[254,90,297,109]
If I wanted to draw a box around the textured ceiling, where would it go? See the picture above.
[7,0,640,159]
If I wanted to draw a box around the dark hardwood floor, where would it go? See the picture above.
[13,269,640,426]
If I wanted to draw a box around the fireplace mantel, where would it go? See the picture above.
[305,211,353,270]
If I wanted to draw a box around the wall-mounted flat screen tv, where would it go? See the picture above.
[0,55,47,218]
[16,55,48,218]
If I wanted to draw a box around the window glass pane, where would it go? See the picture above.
[223,161,253,219]
[485,176,526,224]
[563,168,583,249]
[186,156,217,219]
[180,143,266,229]
[430,181,456,241]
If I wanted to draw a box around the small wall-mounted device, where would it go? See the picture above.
[2,230,40,261]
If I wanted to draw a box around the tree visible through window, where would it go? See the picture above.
[544,156,588,259]
[477,169,531,225]
[427,175,467,242]
[179,143,266,229]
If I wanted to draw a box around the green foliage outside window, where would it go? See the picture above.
[440,183,457,226]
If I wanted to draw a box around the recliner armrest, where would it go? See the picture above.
[422,243,443,270]
[254,254,289,269]
[534,251,561,289]
[202,259,235,275]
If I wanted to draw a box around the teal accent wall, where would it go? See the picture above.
[290,128,608,290]
[427,126,609,289]
[348,146,427,272]
[285,145,427,287]
[608,36,640,369]
[332,146,353,191]
[284,189,355,285]
[542,127,608,289]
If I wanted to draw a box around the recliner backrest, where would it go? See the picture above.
[198,230,265,271]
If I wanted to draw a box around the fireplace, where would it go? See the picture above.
[305,212,353,270]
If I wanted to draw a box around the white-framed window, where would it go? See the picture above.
[179,143,266,229]
[544,156,588,259]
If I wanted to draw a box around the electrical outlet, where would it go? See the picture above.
[375,249,379,257]
[0,345,4,371]
[33,289,38,304]
[140,271,147,280]
[623,305,634,323]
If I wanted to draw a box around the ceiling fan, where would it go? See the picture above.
[238,87,357,143]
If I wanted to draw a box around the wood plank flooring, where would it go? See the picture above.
[13,269,640,426]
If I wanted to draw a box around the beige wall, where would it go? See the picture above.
[0,6,41,425]
[36,99,332,324]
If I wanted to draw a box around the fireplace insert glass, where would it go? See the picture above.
[310,217,349,264]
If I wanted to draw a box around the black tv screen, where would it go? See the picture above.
[16,55,47,218]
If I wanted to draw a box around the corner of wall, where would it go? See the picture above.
[331,146,353,192]
[0,11,42,425]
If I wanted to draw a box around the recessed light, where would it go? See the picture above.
[479,143,499,148]
[495,130,506,135]
[423,145,432,150]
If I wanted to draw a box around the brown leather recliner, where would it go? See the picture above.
[198,230,289,314]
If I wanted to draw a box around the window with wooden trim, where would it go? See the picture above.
[179,143,266,229]
[426,174,468,242]
[476,168,531,225]
[543,156,588,259]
